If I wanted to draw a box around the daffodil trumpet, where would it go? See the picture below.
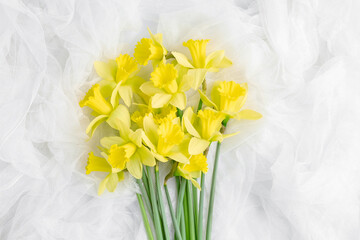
[80,29,262,240]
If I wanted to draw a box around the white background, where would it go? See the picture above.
[1,0,360,239]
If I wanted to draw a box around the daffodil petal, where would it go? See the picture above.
[198,90,218,110]
[172,52,194,68]
[188,137,209,155]
[127,153,143,179]
[107,104,130,134]
[86,115,107,137]
[168,152,189,164]
[143,115,158,148]
[106,173,119,192]
[100,136,127,149]
[183,68,207,90]
[222,131,241,139]
[140,81,165,96]
[110,82,121,107]
[153,152,168,162]
[98,79,117,98]
[137,146,156,167]
[129,129,143,147]
[151,93,172,108]
[94,60,117,81]
[218,56,232,68]
[98,173,110,195]
[118,85,133,107]
[235,109,262,120]
[205,50,224,69]
[169,92,186,110]
[184,118,201,138]
[190,178,201,189]
[141,131,156,151]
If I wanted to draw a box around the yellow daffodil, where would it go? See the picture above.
[170,39,232,90]
[134,29,167,66]
[199,80,262,120]
[175,154,208,189]
[131,104,177,128]
[85,152,125,195]
[142,114,189,164]
[94,54,144,107]
[101,104,156,179]
[140,63,191,109]
[183,107,239,155]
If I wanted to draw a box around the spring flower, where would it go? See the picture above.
[199,80,262,120]
[101,104,156,179]
[79,84,115,136]
[142,114,189,164]
[94,54,144,107]
[134,29,167,66]
[140,63,191,109]
[183,107,238,155]
[175,154,208,189]
[170,39,232,90]
[85,152,125,195]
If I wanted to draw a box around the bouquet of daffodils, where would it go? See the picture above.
[80,29,261,240]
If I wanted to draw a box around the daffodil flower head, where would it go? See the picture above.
[102,105,156,179]
[140,63,188,109]
[176,154,208,189]
[85,152,125,195]
[153,105,178,124]
[134,29,167,66]
[199,80,262,120]
[142,114,189,164]
[157,118,184,155]
[79,84,113,115]
[151,63,178,93]
[183,39,210,68]
[115,54,138,82]
[197,108,225,140]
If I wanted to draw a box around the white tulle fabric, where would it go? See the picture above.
[1,0,360,239]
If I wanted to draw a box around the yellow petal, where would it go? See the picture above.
[167,152,189,163]
[100,136,127,149]
[218,56,232,68]
[184,118,201,138]
[151,93,172,108]
[86,115,107,137]
[172,51,194,68]
[183,68,207,90]
[190,178,201,189]
[106,173,120,192]
[188,137,209,155]
[94,60,117,81]
[98,173,110,195]
[127,153,143,179]
[137,146,156,167]
[169,92,186,110]
[128,129,143,147]
[86,152,111,174]
[205,50,224,69]
[118,85,133,107]
[110,82,121,107]
[98,79,117,99]
[143,115,159,148]
[235,109,262,120]
[150,63,178,93]
[106,104,130,133]
[198,90,218,110]
[153,152,168,162]
[140,81,165,96]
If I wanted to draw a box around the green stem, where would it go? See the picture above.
[137,193,154,240]
[176,179,187,222]
[136,179,153,220]
[192,181,198,235]
[197,99,203,111]
[143,169,151,201]
[198,173,205,240]
[183,187,190,239]
[180,208,186,239]
[155,165,170,240]
[206,120,228,240]
[164,184,183,240]
[187,181,196,240]
[146,166,163,240]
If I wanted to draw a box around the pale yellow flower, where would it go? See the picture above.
[176,154,208,189]
[134,29,167,66]
[199,80,262,120]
